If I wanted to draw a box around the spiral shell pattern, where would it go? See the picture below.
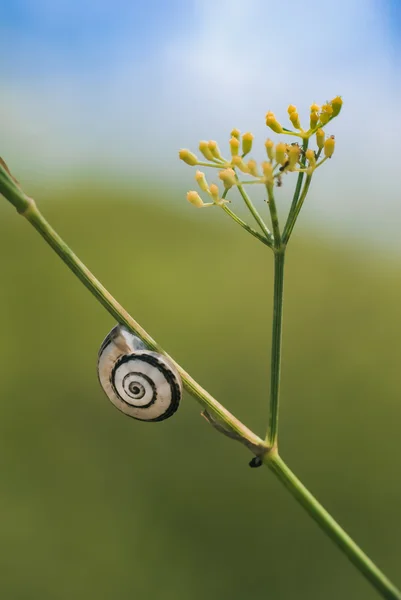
[97,325,182,421]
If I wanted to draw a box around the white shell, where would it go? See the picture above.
[97,325,182,421]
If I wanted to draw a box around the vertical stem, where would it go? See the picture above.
[266,184,281,247]
[282,174,312,245]
[266,453,401,600]
[266,249,285,445]
[285,138,309,224]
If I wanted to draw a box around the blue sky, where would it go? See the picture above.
[1,0,400,239]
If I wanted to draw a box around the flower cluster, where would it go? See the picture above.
[179,97,341,208]
[266,96,342,136]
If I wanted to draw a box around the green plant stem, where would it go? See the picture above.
[266,249,285,446]
[265,452,401,600]
[221,204,273,248]
[282,174,312,244]
[0,165,265,454]
[282,138,308,240]
[1,162,400,600]
[266,184,281,247]
[236,182,272,242]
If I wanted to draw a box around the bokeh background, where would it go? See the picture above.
[1,1,400,599]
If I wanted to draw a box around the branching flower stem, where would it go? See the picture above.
[283,174,313,244]
[236,181,273,242]
[284,138,309,232]
[1,160,400,600]
[221,204,273,248]
[266,184,281,247]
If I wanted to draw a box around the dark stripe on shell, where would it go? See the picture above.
[110,352,181,422]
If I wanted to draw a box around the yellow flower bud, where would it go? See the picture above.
[319,104,333,125]
[265,139,275,161]
[310,103,320,112]
[209,184,220,202]
[231,155,249,173]
[229,136,240,157]
[242,132,254,156]
[330,96,343,117]
[316,128,325,149]
[261,161,274,184]
[199,141,214,161]
[179,149,198,166]
[289,111,301,129]
[321,103,333,116]
[324,135,335,158]
[310,111,319,128]
[247,159,260,177]
[231,128,241,139]
[265,111,284,134]
[275,142,287,165]
[305,148,316,166]
[287,104,297,114]
[208,140,223,160]
[195,170,209,192]
[218,168,237,189]
[187,191,204,207]
[319,112,329,125]
[288,144,300,170]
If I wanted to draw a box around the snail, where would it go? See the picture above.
[97,325,182,421]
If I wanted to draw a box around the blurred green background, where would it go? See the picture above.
[0,184,400,599]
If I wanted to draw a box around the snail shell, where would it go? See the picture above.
[97,325,182,421]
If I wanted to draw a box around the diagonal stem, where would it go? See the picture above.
[236,182,273,242]
[266,452,401,600]
[0,163,265,454]
[1,161,400,600]
[221,204,273,248]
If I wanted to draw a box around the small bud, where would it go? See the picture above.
[289,111,301,130]
[179,149,198,166]
[265,111,284,134]
[199,141,215,161]
[242,132,254,156]
[265,139,275,161]
[305,148,316,167]
[229,136,240,157]
[288,144,300,170]
[319,104,333,125]
[231,155,250,173]
[247,159,260,177]
[330,96,343,117]
[195,170,209,192]
[187,191,205,207]
[316,128,325,149]
[287,104,297,114]
[275,142,287,165]
[310,111,319,128]
[231,128,241,139]
[324,135,335,158]
[209,184,220,203]
[219,168,237,189]
[310,103,320,113]
[208,140,223,160]
[261,161,274,184]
